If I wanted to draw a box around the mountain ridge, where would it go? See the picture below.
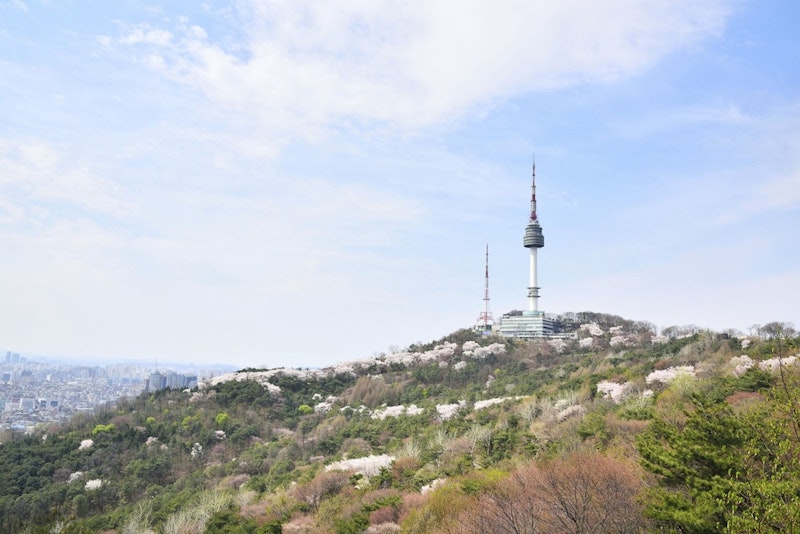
[1,314,797,533]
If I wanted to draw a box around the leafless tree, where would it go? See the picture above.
[455,452,649,533]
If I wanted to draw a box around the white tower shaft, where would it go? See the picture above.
[528,248,539,311]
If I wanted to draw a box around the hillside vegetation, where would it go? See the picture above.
[1,314,798,533]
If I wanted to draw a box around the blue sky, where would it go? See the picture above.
[1,0,798,368]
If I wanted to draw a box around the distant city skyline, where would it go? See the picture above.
[1,349,239,374]
[1,1,798,368]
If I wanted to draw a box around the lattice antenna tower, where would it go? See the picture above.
[474,244,495,335]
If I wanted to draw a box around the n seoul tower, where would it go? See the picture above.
[497,157,554,338]
[523,159,545,312]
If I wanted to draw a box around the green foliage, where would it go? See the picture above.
[91,423,115,435]
[205,506,263,533]
[637,398,740,531]
[216,412,230,426]
[460,468,507,495]
[213,380,274,408]
[577,409,609,443]
[638,366,800,533]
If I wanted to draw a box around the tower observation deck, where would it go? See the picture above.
[497,158,555,338]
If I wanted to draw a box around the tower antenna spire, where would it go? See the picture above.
[530,154,538,222]
[474,244,495,335]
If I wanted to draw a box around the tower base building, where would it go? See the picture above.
[497,310,555,338]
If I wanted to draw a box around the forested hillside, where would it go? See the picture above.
[1,315,798,533]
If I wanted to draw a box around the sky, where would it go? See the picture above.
[1,0,799,369]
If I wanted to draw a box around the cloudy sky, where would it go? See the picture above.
[1,0,798,368]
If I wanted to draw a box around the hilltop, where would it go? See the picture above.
[0,314,798,533]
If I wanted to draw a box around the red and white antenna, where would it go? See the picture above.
[474,244,495,335]
[530,156,538,222]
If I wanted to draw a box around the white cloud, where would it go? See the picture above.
[122,25,173,47]
[0,138,129,216]
[615,103,752,139]
[0,1,28,11]
[0,133,433,363]
[755,168,800,212]
[115,0,736,141]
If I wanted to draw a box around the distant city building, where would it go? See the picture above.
[147,371,197,392]
[498,159,555,338]
[0,357,227,433]
[147,372,166,392]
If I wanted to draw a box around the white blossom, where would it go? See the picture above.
[454,361,468,371]
[214,430,226,440]
[191,442,203,459]
[609,335,628,347]
[421,478,446,494]
[78,439,94,450]
[406,404,424,416]
[553,398,571,410]
[580,323,604,336]
[462,341,480,353]
[579,337,594,348]
[372,405,406,420]
[651,335,669,344]
[315,401,334,413]
[200,340,503,389]
[548,338,567,353]
[201,370,291,391]
[474,397,515,410]
[471,343,506,359]
[645,365,695,385]
[432,342,458,358]
[84,479,102,491]
[325,454,395,477]
[371,404,424,420]
[436,401,466,421]
[68,471,83,483]
[596,380,633,403]
[729,355,754,377]
[340,404,369,415]
[759,356,798,372]
[557,404,586,421]
[145,436,159,446]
